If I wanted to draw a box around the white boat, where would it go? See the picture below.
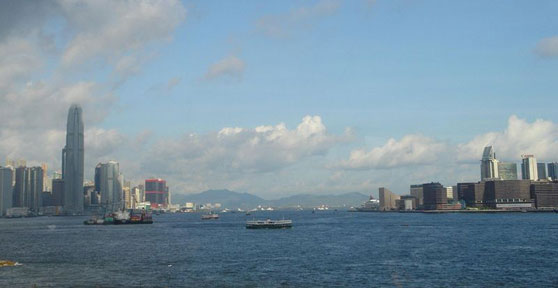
[246,219,292,229]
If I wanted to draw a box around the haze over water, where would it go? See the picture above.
[1,211,558,287]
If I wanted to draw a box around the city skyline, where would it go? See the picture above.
[1,1,558,197]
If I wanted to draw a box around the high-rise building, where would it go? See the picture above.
[13,166,43,212]
[548,163,558,180]
[0,166,14,216]
[62,104,84,214]
[410,184,423,206]
[52,178,65,206]
[378,187,399,211]
[96,161,123,212]
[537,163,547,180]
[423,182,447,210]
[28,167,43,212]
[498,162,518,180]
[444,186,454,200]
[13,166,29,207]
[481,146,499,180]
[521,155,538,180]
[145,179,168,208]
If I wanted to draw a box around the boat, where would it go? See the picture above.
[84,209,153,225]
[246,219,292,229]
[0,260,21,267]
[352,196,380,212]
[201,213,219,220]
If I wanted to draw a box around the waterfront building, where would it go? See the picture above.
[378,187,399,211]
[13,166,43,211]
[444,186,454,201]
[13,166,28,207]
[457,182,485,207]
[521,155,538,180]
[83,184,95,207]
[96,161,123,212]
[0,166,14,216]
[423,182,447,210]
[410,184,423,207]
[145,179,168,209]
[530,182,558,209]
[28,167,43,212]
[62,104,84,214]
[123,186,131,209]
[52,178,65,206]
[481,146,499,180]
[396,195,416,210]
[484,180,532,209]
[498,162,518,180]
[548,163,558,180]
[537,163,547,180]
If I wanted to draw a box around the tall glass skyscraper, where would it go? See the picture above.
[62,104,84,215]
[96,161,123,212]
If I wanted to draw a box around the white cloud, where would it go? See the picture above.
[457,115,558,162]
[534,36,558,58]
[138,115,351,193]
[204,55,245,80]
[256,0,340,37]
[59,0,186,66]
[338,135,448,170]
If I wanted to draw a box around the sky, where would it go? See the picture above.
[1,0,558,199]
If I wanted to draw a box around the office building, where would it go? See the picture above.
[498,162,518,180]
[537,163,547,180]
[96,161,123,212]
[481,146,499,180]
[410,184,423,206]
[145,179,168,208]
[530,182,558,209]
[396,195,416,210]
[378,187,399,211]
[52,178,65,206]
[484,180,532,209]
[0,166,14,216]
[548,163,558,180]
[521,155,538,180]
[423,182,447,210]
[28,167,43,212]
[62,104,84,214]
[457,182,485,207]
[13,166,28,207]
[444,186,454,200]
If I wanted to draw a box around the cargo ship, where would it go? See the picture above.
[246,219,292,229]
[84,209,153,225]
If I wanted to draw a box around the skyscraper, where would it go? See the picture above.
[537,163,547,180]
[481,146,499,180]
[0,166,14,216]
[498,162,518,180]
[521,155,538,181]
[62,104,84,214]
[548,163,558,180]
[145,179,168,209]
[96,161,123,212]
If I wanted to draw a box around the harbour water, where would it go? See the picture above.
[1,211,558,287]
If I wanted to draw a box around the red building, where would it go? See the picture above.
[145,179,168,208]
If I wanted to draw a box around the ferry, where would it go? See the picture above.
[246,219,292,229]
[201,213,219,220]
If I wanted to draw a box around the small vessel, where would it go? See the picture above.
[201,213,219,220]
[0,260,21,267]
[246,219,292,229]
[84,209,153,225]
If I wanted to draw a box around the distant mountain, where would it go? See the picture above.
[171,189,266,210]
[172,189,369,209]
[269,192,369,208]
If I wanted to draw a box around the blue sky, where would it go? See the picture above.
[1,0,558,198]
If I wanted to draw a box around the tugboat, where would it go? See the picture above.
[246,219,292,229]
